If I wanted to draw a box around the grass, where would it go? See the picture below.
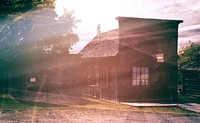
[0,94,35,111]
[0,94,195,115]
[67,97,194,115]
[178,96,200,104]
[0,94,59,112]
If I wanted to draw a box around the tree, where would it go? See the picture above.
[0,0,79,93]
[178,43,200,69]
[0,0,55,15]
[0,0,79,54]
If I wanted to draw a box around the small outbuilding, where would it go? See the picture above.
[180,63,200,98]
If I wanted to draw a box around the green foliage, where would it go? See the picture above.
[0,0,55,16]
[178,43,200,68]
[46,32,79,54]
[36,0,55,7]
[0,1,79,54]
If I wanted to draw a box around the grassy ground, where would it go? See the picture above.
[0,94,35,111]
[0,94,57,112]
[0,94,194,115]
[74,98,195,114]
[178,96,200,104]
[1,94,199,122]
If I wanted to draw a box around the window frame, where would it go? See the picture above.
[132,67,149,86]
[30,77,36,83]
[155,53,164,62]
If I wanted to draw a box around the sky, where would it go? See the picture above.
[54,0,200,53]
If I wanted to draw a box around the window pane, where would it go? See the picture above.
[146,68,149,73]
[156,53,164,62]
[132,80,137,85]
[141,74,145,79]
[141,80,145,85]
[30,78,36,83]
[147,73,149,79]
[133,67,137,73]
[136,80,140,85]
[136,74,140,80]
[132,73,136,79]
[146,80,149,85]
[137,67,140,73]
[141,67,145,73]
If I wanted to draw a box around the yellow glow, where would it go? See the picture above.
[54,0,177,32]
[54,0,200,52]
[54,0,121,32]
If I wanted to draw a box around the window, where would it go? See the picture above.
[132,67,149,86]
[155,53,164,62]
[30,77,36,83]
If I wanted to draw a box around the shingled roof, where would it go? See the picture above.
[79,29,119,58]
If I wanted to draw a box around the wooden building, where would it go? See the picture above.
[80,17,183,102]
[180,63,200,98]
[0,53,81,97]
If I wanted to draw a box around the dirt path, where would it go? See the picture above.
[1,108,200,123]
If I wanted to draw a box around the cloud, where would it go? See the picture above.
[179,28,200,38]
[157,0,200,23]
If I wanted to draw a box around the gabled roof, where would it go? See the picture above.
[79,29,119,58]
[180,62,200,71]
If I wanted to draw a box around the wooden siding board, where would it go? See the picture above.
[182,70,200,98]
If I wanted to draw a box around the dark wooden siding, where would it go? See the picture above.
[118,26,179,102]
[184,78,200,98]
[0,54,81,97]
[81,57,118,102]
[182,70,200,98]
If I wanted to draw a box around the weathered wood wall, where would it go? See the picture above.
[117,19,180,102]
[0,53,81,98]
[182,70,200,98]
[81,57,118,102]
